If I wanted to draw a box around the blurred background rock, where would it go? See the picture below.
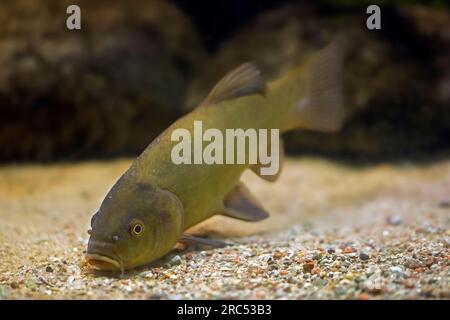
[0,0,449,162]
[0,0,205,161]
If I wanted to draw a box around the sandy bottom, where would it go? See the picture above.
[0,158,448,299]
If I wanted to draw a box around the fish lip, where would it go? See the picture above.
[85,253,124,275]
[86,238,125,274]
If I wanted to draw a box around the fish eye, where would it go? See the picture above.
[130,220,144,238]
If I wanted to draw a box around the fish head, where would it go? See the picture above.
[86,177,184,272]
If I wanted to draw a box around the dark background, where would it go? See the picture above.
[0,0,449,162]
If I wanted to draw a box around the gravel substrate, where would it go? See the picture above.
[0,158,448,299]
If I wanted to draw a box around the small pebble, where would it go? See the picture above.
[390,266,404,274]
[359,252,370,261]
[359,293,370,300]
[273,252,284,259]
[343,247,356,254]
[311,267,321,275]
[303,262,315,273]
[387,215,402,226]
[169,255,183,266]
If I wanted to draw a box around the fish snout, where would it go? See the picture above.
[86,239,124,273]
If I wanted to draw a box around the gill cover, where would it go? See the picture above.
[143,184,186,262]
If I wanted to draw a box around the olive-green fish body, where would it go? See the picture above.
[86,41,344,272]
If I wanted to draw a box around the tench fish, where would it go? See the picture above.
[86,41,344,273]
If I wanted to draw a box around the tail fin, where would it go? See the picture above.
[295,40,345,132]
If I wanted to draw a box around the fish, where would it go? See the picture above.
[86,40,345,273]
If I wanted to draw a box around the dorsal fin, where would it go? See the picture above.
[201,62,266,106]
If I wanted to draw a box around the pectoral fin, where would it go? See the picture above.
[251,139,284,182]
[201,62,266,106]
[179,234,229,248]
[222,183,269,221]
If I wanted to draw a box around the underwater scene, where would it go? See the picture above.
[0,0,449,301]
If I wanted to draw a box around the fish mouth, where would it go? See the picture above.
[85,253,124,274]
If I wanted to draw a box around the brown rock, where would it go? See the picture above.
[302,261,315,273]
[10,282,19,289]
[0,0,205,161]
